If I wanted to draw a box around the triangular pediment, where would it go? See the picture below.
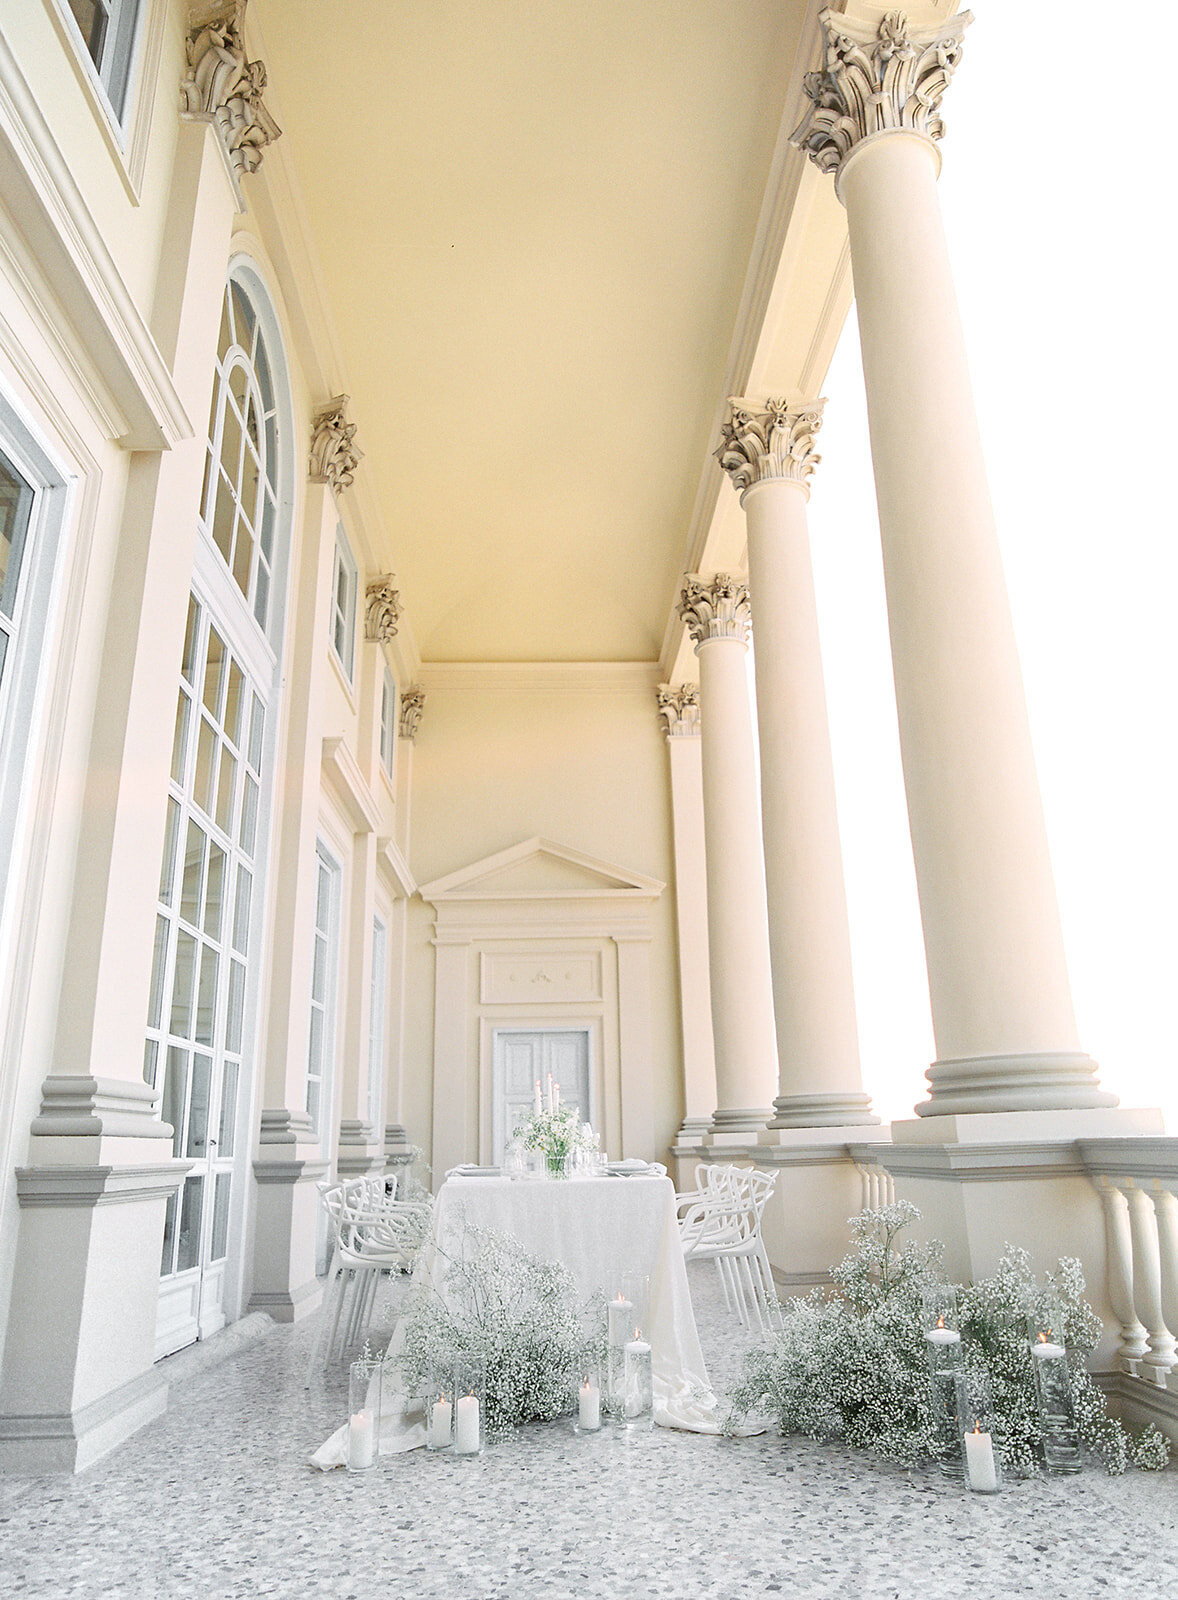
[418,837,663,901]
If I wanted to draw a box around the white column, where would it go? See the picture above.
[793,9,1110,1116]
[716,399,874,1127]
[656,686,717,1140]
[676,577,777,1130]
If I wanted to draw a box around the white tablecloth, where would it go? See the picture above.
[311,1174,730,1468]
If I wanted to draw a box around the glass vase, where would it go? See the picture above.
[620,1334,653,1429]
[346,1354,383,1472]
[922,1287,966,1478]
[961,1370,1003,1494]
[545,1149,571,1180]
[452,1357,486,1455]
[1028,1300,1081,1473]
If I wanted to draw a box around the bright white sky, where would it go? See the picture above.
[800,0,1178,1126]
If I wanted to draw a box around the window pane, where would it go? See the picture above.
[186,1052,212,1157]
[218,1060,239,1158]
[211,1172,232,1261]
[220,395,244,489]
[159,796,181,906]
[148,914,169,1030]
[143,1037,158,1090]
[204,841,225,940]
[232,518,252,598]
[67,0,108,66]
[170,929,197,1037]
[249,695,264,769]
[311,932,326,1006]
[226,958,245,1054]
[182,596,201,681]
[211,469,235,564]
[0,629,7,689]
[194,719,217,815]
[252,562,269,631]
[238,773,257,855]
[224,660,244,746]
[162,1045,188,1157]
[170,690,191,785]
[215,748,236,835]
[0,448,35,619]
[195,944,218,1047]
[203,627,227,717]
[176,1176,203,1272]
[160,1189,178,1276]
[228,361,249,413]
[230,282,255,344]
[308,1003,323,1071]
[180,819,205,925]
[306,1076,319,1131]
[232,865,251,954]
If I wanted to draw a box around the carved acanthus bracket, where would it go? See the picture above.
[365,576,401,644]
[399,686,426,742]
[716,396,825,494]
[657,684,701,739]
[309,395,364,494]
[792,8,971,180]
[677,575,751,648]
[181,2,281,178]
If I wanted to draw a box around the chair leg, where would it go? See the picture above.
[714,1255,734,1317]
[306,1262,346,1384]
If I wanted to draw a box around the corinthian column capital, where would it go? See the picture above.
[677,575,751,648]
[657,683,701,739]
[716,396,825,495]
[792,8,971,182]
[181,2,282,177]
[309,395,364,493]
[364,575,400,643]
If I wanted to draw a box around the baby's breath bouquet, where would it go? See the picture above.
[514,1104,594,1178]
[398,1223,601,1437]
[727,1203,1170,1476]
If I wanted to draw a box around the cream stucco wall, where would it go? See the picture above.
[403,678,683,1168]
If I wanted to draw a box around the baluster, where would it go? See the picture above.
[1151,1185,1178,1388]
[1097,1179,1148,1368]
[1124,1183,1177,1384]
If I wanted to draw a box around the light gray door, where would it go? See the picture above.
[492,1028,591,1162]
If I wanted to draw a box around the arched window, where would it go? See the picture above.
[200,281,280,632]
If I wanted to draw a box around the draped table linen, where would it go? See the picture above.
[311,1172,732,1468]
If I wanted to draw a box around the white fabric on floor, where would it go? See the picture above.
[311,1173,741,1468]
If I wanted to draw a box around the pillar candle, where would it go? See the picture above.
[454,1392,480,1454]
[430,1394,452,1448]
[347,1410,375,1470]
[608,1295,633,1346]
[578,1379,600,1430]
[963,1424,998,1492]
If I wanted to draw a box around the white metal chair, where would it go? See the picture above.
[678,1164,782,1333]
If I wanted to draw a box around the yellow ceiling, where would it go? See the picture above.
[255,0,804,662]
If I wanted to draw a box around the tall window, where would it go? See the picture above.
[201,282,280,632]
[379,662,396,780]
[0,448,34,703]
[306,845,340,1136]
[61,0,142,120]
[368,918,387,1131]
[330,526,357,683]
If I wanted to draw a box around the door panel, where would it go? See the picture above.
[492,1029,591,1163]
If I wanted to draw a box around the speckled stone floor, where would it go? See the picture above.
[1,1265,1176,1600]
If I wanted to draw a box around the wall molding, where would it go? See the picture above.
[15,1161,190,1208]
[416,662,662,695]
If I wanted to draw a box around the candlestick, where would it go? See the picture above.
[534,1078,542,1115]
[454,1393,480,1454]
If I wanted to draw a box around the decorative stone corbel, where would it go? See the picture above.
[656,683,701,739]
[309,395,364,494]
[181,1,281,178]
[365,576,401,644]
[715,397,825,495]
[399,686,426,742]
[792,8,971,179]
[676,574,751,647]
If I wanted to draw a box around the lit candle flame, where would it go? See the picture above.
[936,1316,945,1329]
[1038,1331,1049,1343]
[972,1420,981,1434]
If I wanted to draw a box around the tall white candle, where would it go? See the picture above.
[347,1409,375,1470]
[534,1079,542,1115]
[454,1392,480,1454]
[578,1379,600,1430]
[430,1394,452,1448]
[963,1424,998,1491]
[608,1295,633,1346]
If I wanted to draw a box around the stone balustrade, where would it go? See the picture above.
[1080,1139,1178,1391]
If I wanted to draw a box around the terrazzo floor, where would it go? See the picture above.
[1,1264,1176,1600]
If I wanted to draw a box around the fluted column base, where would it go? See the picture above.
[711,1106,774,1134]
[769,1091,880,1130]
[916,1052,1117,1118]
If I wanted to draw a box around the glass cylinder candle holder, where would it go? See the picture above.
[451,1358,486,1455]
[921,1285,962,1349]
[608,1273,650,1345]
[425,1372,454,1452]
[1027,1300,1081,1474]
[573,1359,603,1435]
[620,1333,653,1430]
[346,1354,383,1473]
[961,1371,1003,1494]
[921,1285,966,1476]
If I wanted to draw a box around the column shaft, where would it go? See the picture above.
[695,634,777,1128]
[742,471,873,1127]
[663,708,716,1138]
